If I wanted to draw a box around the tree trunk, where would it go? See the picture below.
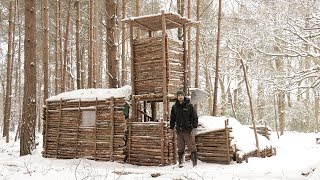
[93,0,99,87]
[42,0,49,102]
[219,77,226,115]
[314,90,319,133]
[15,10,22,141]
[212,0,222,116]
[257,80,264,121]
[135,0,140,39]
[88,0,94,88]
[3,0,14,143]
[106,0,118,88]
[54,0,60,94]
[10,0,17,132]
[21,0,37,156]
[75,0,81,89]
[121,0,127,86]
[204,55,213,115]
[177,0,184,40]
[62,0,72,91]
[274,45,286,135]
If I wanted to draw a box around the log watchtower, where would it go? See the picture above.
[123,10,197,123]
[123,10,198,166]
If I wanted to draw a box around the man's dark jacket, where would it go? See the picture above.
[170,97,198,131]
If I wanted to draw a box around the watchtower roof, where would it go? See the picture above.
[122,12,196,31]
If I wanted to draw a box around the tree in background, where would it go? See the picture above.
[20,0,37,155]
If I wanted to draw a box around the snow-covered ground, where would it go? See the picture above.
[1,128,320,179]
[1,83,320,180]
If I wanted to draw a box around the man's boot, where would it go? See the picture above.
[191,151,197,166]
[178,152,184,168]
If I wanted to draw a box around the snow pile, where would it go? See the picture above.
[198,116,273,156]
[46,85,131,101]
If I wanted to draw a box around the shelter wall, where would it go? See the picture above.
[127,122,175,166]
[133,36,184,95]
[42,97,127,162]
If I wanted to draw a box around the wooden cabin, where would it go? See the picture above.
[123,11,198,166]
[42,87,131,162]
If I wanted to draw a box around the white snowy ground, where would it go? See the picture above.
[1,127,320,180]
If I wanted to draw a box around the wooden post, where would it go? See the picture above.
[76,99,81,158]
[143,101,147,122]
[121,0,127,86]
[183,24,188,94]
[44,101,49,157]
[94,98,98,160]
[173,128,177,164]
[151,102,156,121]
[130,21,136,123]
[225,119,230,164]
[56,98,63,158]
[239,57,260,157]
[187,0,191,94]
[128,96,135,163]
[161,10,167,166]
[195,0,200,89]
[110,97,115,161]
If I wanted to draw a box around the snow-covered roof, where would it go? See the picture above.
[122,12,196,31]
[46,85,131,101]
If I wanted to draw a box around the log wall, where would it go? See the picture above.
[196,121,235,164]
[127,122,175,166]
[42,97,127,162]
[133,36,184,95]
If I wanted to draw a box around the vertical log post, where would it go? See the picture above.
[110,97,115,161]
[143,101,147,122]
[130,20,136,123]
[225,119,230,164]
[161,10,167,166]
[76,99,81,158]
[151,102,156,121]
[56,98,63,158]
[44,101,49,157]
[183,24,188,94]
[94,98,98,160]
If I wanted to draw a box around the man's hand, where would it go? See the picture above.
[191,128,197,136]
[169,129,174,137]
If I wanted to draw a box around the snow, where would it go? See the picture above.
[46,85,131,101]
[2,123,320,179]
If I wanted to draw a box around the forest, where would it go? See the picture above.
[0,0,319,155]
